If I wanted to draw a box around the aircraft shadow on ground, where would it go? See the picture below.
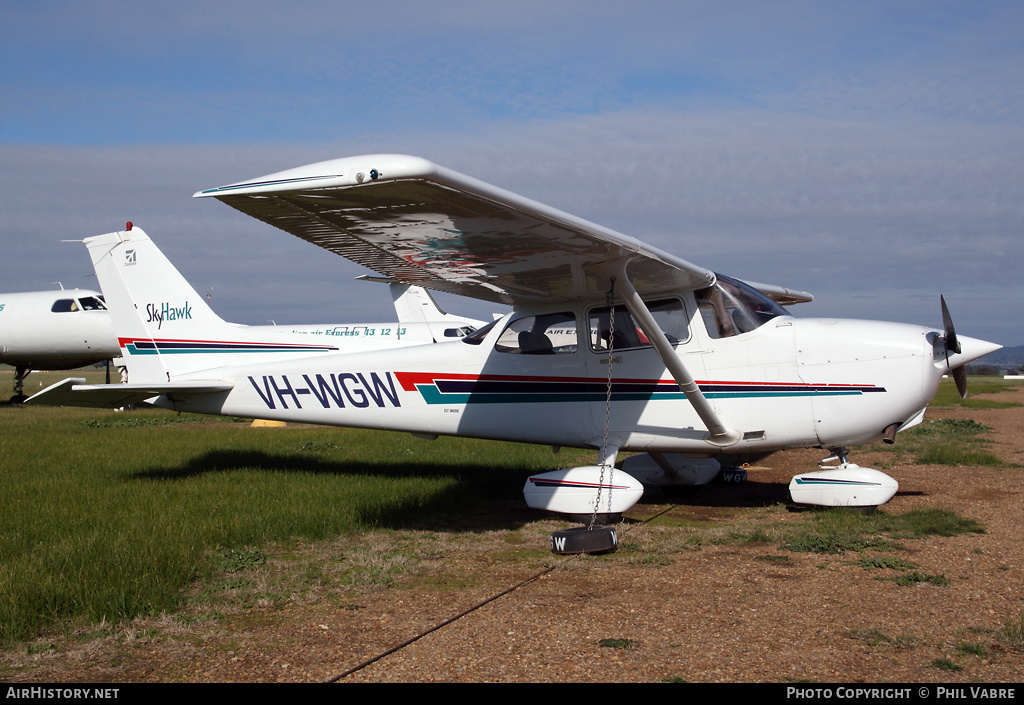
[640,478,792,509]
[128,448,553,530]
[127,448,800,530]
[128,448,517,482]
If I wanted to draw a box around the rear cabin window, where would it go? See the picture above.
[494,312,578,354]
[589,298,689,352]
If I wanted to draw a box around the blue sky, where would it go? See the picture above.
[2,1,1022,346]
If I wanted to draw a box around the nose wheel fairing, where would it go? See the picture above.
[789,462,898,510]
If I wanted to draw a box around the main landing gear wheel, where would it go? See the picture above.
[10,366,30,405]
[550,526,618,555]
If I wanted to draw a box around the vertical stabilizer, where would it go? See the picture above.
[391,283,453,341]
[357,275,486,340]
[85,226,235,381]
[85,226,343,381]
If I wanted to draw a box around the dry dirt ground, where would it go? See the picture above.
[4,388,1024,684]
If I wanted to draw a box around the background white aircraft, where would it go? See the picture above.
[30,156,1000,535]
[0,288,116,403]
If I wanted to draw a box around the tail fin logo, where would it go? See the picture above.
[124,250,137,266]
[145,301,193,329]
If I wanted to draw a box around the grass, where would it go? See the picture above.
[855,555,916,571]
[854,376,1022,467]
[929,377,1022,409]
[886,571,949,587]
[780,507,984,557]
[875,416,1006,467]
[956,641,990,658]
[0,401,594,644]
[999,613,1024,651]
[599,638,638,650]
[931,657,963,672]
[846,628,920,650]
[771,507,984,591]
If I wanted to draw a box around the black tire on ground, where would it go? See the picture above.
[550,526,618,555]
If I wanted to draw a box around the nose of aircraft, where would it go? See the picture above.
[945,335,1002,369]
[936,333,1003,399]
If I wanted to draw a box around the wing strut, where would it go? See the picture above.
[611,262,741,447]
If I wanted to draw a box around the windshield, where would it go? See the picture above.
[696,274,790,339]
[77,296,106,311]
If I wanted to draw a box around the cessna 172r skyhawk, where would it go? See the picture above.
[29,154,1000,528]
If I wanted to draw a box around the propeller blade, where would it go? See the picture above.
[952,365,968,399]
[940,296,968,398]
[940,295,961,355]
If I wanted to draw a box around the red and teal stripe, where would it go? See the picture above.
[395,372,884,405]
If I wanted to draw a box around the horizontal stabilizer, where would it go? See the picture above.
[26,378,233,408]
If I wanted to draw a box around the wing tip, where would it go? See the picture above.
[194,154,437,199]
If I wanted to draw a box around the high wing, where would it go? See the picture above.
[195,155,716,306]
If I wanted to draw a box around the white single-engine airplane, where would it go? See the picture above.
[29,155,1000,526]
[5,225,482,406]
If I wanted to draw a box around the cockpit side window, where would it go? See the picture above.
[696,274,791,339]
[77,296,106,311]
[589,298,689,352]
[444,326,476,338]
[51,298,78,313]
[495,312,578,354]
